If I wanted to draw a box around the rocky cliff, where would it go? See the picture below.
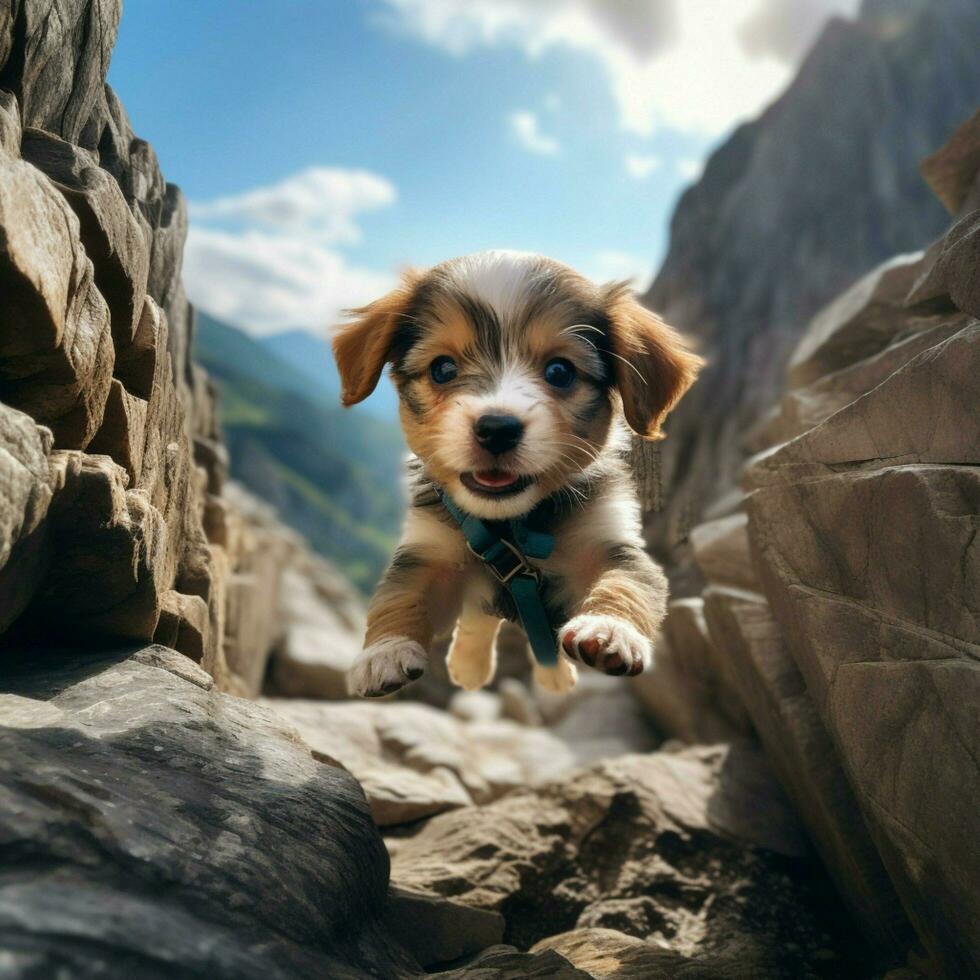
[0,0,365,697]
[642,0,980,574]
[639,107,980,977]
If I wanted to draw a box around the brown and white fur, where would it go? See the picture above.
[332,250,701,698]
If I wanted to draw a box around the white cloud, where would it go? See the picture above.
[625,153,662,179]
[509,110,561,155]
[375,0,860,137]
[188,166,396,245]
[185,168,397,336]
[676,157,705,182]
[586,250,654,290]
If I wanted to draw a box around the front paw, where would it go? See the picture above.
[559,615,651,677]
[347,636,427,698]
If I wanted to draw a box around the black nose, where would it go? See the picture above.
[474,414,524,455]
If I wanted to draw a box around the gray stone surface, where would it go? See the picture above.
[0,645,415,979]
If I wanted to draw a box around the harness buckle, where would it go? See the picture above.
[467,537,539,585]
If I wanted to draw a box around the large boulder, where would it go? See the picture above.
[0,645,416,978]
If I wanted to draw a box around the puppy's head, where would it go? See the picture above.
[333,250,701,519]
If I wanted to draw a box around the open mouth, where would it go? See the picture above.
[460,470,534,498]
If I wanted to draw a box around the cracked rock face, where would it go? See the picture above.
[738,108,980,979]
[649,99,980,977]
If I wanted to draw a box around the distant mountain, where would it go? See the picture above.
[261,328,401,421]
[194,311,405,591]
[641,0,980,571]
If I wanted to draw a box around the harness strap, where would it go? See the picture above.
[436,487,559,667]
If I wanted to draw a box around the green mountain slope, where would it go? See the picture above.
[194,311,405,592]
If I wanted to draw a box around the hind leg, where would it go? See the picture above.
[530,643,578,694]
[446,608,502,691]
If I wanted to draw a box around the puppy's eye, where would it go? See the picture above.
[429,356,458,384]
[544,357,576,389]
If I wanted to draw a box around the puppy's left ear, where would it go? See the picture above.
[333,270,422,406]
[602,283,702,439]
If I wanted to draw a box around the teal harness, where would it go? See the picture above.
[435,488,559,667]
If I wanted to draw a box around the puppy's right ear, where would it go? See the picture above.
[333,270,421,406]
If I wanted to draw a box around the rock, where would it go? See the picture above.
[747,463,980,978]
[2,0,122,148]
[432,945,589,979]
[265,699,576,826]
[689,511,759,593]
[154,589,210,664]
[787,253,925,389]
[750,322,980,485]
[702,586,914,967]
[0,89,21,153]
[0,405,53,631]
[384,887,505,969]
[0,151,114,448]
[920,107,980,214]
[86,377,148,482]
[114,294,162,399]
[450,690,503,723]
[267,698,473,826]
[752,313,970,449]
[390,743,866,973]
[906,210,980,318]
[21,126,150,346]
[0,644,414,978]
[548,673,660,764]
[498,678,544,727]
[265,565,362,699]
[633,598,749,742]
[533,926,821,979]
[17,452,166,641]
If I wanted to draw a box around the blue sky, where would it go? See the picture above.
[108,0,858,336]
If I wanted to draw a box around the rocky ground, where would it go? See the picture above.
[1,2,978,978]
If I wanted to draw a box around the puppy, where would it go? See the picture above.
[333,250,701,698]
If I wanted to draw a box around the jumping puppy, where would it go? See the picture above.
[333,250,701,698]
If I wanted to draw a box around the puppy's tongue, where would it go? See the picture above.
[473,469,519,489]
